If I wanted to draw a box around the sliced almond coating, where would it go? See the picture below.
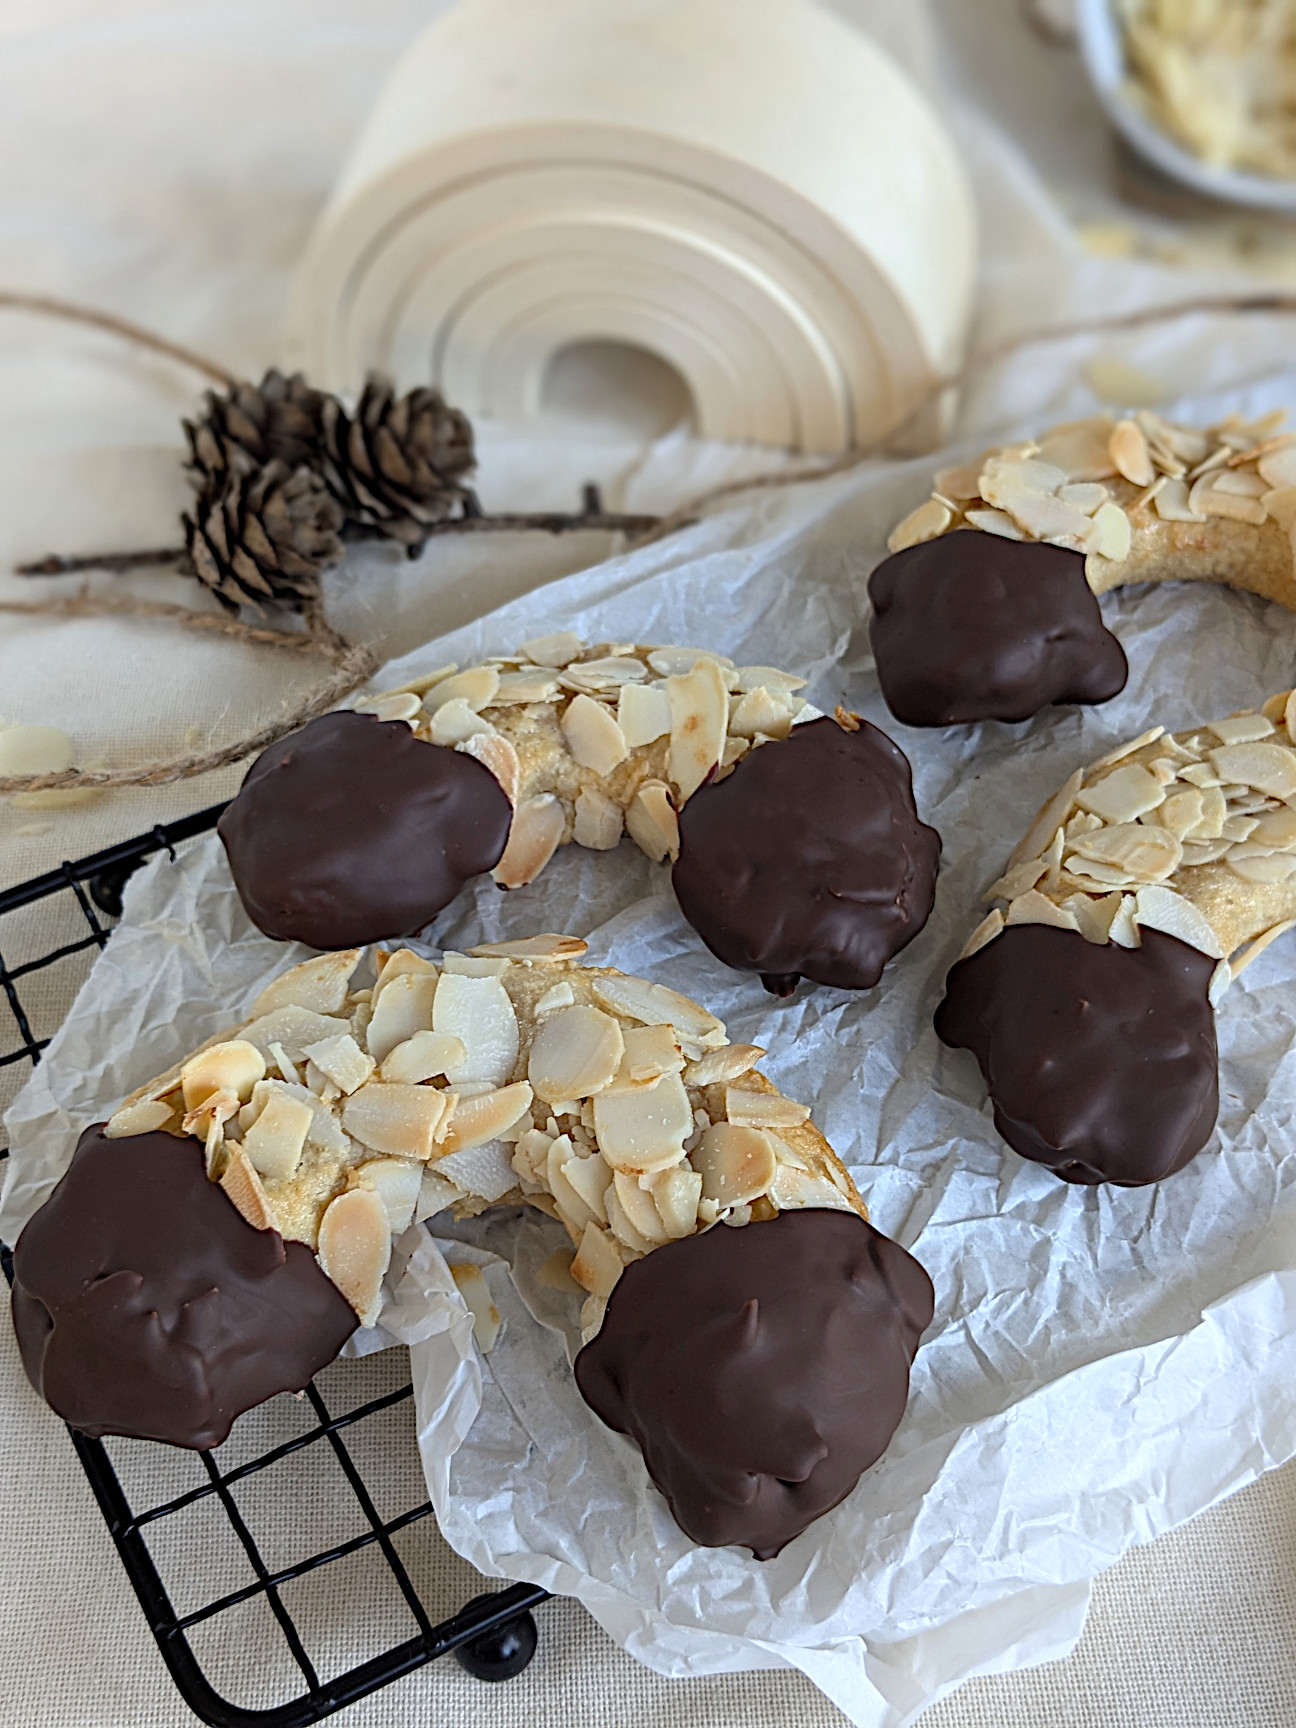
[560,693,629,774]
[1186,784,1228,839]
[732,666,807,695]
[682,1043,764,1086]
[984,855,1048,903]
[367,972,439,1066]
[666,657,728,802]
[592,1070,693,1173]
[492,794,565,889]
[220,1147,279,1234]
[573,786,624,850]
[1258,445,1296,489]
[768,1161,855,1213]
[240,1088,314,1181]
[933,461,983,500]
[887,497,952,554]
[1248,806,1296,848]
[373,949,437,997]
[1037,418,1117,481]
[648,1165,703,1238]
[625,781,679,864]
[432,972,518,1087]
[611,1171,671,1246]
[343,1082,449,1160]
[1193,485,1268,526]
[181,1040,267,1112]
[300,1032,373,1096]
[423,666,500,715]
[570,1221,624,1299]
[1208,713,1275,746]
[1085,501,1132,561]
[964,507,1024,540]
[429,697,494,747]
[604,1183,656,1253]
[722,1087,811,1130]
[1063,891,1124,945]
[492,669,561,704]
[1110,419,1154,486]
[240,1008,357,1066]
[1158,788,1205,840]
[1076,764,1167,824]
[379,1030,466,1084]
[441,953,509,977]
[354,691,421,723]
[562,1145,612,1225]
[1008,769,1083,871]
[251,951,362,1018]
[728,687,794,740]
[1230,919,1296,980]
[1132,886,1225,958]
[104,1096,177,1139]
[435,1141,519,1202]
[1154,477,1207,522]
[470,934,587,963]
[1089,728,1168,774]
[438,1081,534,1154]
[351,1158,423,1234]
[535,982,576,1015]
[569,656,649,686]
[520,631,584,667]
[647,647,734,678]
[1229,854,1296,884]
[621,1023,685,1084]
[617,682,671,748]
[691,1123,778,1208]
[591,974,726,1047]
[1058,482,1109,513]
[1209,742,1296,801]
[1266,486,1296,532]
[528,1005,624,1104]
[981,454,1068,507]
[1068,823,1183,881]
[959,909,1005,960]
[450,1263,502,1352]
[1005,890,1081,932]
[456,731,520,805]
[317,1188,390,1327]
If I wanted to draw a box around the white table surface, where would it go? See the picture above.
[6,2,1296,1724]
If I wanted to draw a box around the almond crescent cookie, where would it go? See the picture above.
[871,410,1296,725]
[11,941,932,1557]
[936,694,1296,1185]
[218,638,940,996]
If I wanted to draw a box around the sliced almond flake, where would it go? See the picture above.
[1068,822,1183,881]
[682,1043,765,1086]
[617,681,671,747]
[1263,487,1296,534]
[449,1263,502,1352]
[667,658,728,802]
[1109,895,1140,948]
[1004,890,1081,932]
[1076,763,1167,824]
[1209,712,1278,747]
[620,1023,685,1085]
[1038,418,1117,480]
[559,693,629,775]
[491,669,561,704]
[1259,446,1296,490]
[520,632,584,667]
[1229,854,1296,884]
[648,1165,704,1239]
[1131,886,1224,958]
[386,663,457,699]
[959,909,1004,960]
[438,1081,534,1154]
[268,1041,301,1086]
[964,507,1024,540]
[933,462,984,500]
[430,698,494,748]
[562,1146,612,1224]
[625,780,679,864]
[1195,486,1268,526]
[1158,787,1205,840]
[423,666,500,715]
[1230,920,1296,980]
[1212,469,1269,499]
[611,1171,672,1247]
[572,786,623,851]
[104,1096,177,1139]
[1066,810,1104,837]
[1136,411,1208,467]
[529,1005,624,1104]
[433,972,518,1087]
[1188,445,1231,481]
[1008,769,1084,870]
[441,953,509,977]
[592,974,726,1046]
[887,496,953,554]
[1209,742,1296,801]
[1209,961,1232,1004]
[354,691,421,724]
[1247,807,1296,848]
[1221,816,1261,843]
[535,982,576,1015]
[723,1087,811,1130]
[373,950,437,999]
[1062,891,1124,945]
[573,656,650,685]
[592,1070,693,1174]
[351,1158,422,1235]
[1085,500,1132,561]
[455,732,520,806]
[981,454,1069,502]
[1110,418,1154,486]
[379,1030,466,1085]
[436,1141,520,1202]
[1060,861,1143,892]
[220,1147,278,1234]
[1178,761,1223,789]
[1153,476,1206,523]
[729,687,794,740]
[691,1123,778,1208]
[250,951,363,1018]
[1058,482,1110,514]
[984,855,1048,904]
[1179,839,1233,866]
[1012,491,1098,542]
[1132,476,1167,512]
[343,1082,450,1160]
[470,935,587,963]
[646,647,735,678]
[317,1188,390,1327]
[366,972,438,1066]
[604,1182,656,1253]
[301,1033,374,1095]
[492,794,566,890]
[181,1040,267,1112]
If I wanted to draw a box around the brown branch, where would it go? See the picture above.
[0,591,377,794]
[16,547,186,577]
[0,290,236,386]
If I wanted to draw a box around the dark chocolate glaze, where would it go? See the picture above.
[218,710,513,949]
[868,535,1128,727]
[672,716,941,995]
[935,924,1218,1185]
[11,1126,357,1449]
[574,1209,934,1558]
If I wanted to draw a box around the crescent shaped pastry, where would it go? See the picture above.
[13,941,932,1558]
[218,639,940,996]
[872,409,1296,725]
[936,693,1296,1185]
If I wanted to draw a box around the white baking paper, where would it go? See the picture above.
[8,436,1296,1728]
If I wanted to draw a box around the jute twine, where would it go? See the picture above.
[2,286,1295,796]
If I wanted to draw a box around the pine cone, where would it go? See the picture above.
[184,461,344,613]
[184,370,327,485]
[320,374,477,553]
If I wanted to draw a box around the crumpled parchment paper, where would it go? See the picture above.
[7,436,1296,1728]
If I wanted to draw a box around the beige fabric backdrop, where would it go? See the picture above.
[5,2,1296,1724]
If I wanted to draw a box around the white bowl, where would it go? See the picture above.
[1075,0,1296,213]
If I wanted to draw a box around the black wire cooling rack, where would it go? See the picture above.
[0,805,549,1727]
